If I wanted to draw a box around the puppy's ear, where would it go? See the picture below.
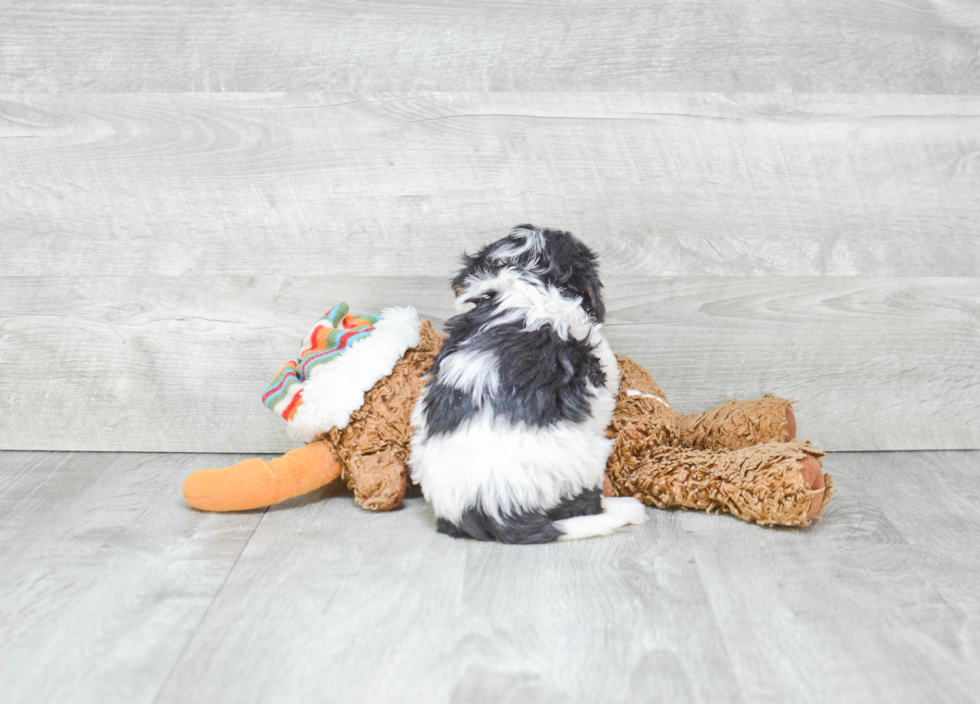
[547,229,605,323]
[451,249,485,296]
[582,272,605,324]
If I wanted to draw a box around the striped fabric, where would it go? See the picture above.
[262,303,380,421]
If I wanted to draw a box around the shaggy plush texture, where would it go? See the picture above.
[677,396,796,451]
[612,442,832,527]
[320,320,443,511]
[606,356,833,527]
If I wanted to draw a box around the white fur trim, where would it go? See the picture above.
[286,306,421,442]
[409,387,616,523]
[555,497,647,541]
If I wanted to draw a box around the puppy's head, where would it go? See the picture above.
[452,225,605,323]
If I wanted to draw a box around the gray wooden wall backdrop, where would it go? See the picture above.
[1,1,978,453]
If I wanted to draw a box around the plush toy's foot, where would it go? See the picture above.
[677,396,797,450]
[609,441,832,527]
[182,441,342,512]
[346,448,408,511]
[798,452,826,520]
[785,405,797,441]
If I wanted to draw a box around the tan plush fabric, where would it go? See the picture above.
[607,355,680,482]
[607,358,832,526]
[612,442,832,527]
[185,317,832,523]
[320,320,443,510]
[677,396,795,450]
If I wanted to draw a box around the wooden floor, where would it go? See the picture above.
[1,449,977,704]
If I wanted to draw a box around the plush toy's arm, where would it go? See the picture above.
[676,396,797,451]
[182,441,342,512]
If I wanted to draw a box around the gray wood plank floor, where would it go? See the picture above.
[1,450,977,704]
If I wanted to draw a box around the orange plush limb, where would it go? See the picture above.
[182,441,342,512]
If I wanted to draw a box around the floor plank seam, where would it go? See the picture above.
[149,506,269,703]
[685,543,748,703]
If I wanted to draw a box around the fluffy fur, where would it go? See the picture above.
[288,306,421,442]
[409,225,645,543]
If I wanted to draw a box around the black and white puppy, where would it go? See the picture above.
[409,225,646,543]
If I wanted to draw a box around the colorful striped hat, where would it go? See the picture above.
[263,303,421,442]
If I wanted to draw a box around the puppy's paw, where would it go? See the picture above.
[600,496,648,525]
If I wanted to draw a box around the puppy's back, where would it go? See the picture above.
[409,226,645,543]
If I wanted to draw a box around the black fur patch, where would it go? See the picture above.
[423,297,607,436]
[437,511,561,544]
[437,487,603,544]
[545,487,603,520]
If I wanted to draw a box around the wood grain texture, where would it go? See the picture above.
[0,275,976,452]
[681,450,980,703]
[0,451,264,704]
[154,481,739,704]
[2,92,979,278]
[2,1,979,93]
[1,450,977,703]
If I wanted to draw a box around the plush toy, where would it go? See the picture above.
[606,356,831,526]
[183,303,832,527]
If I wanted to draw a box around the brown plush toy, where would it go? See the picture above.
[183,310,832,527]
[183,316,442,513]
[606,357,831,527]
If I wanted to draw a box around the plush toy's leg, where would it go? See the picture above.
[676,396,797,451]
[608,441,833,527]
[182,441,342,512]
[343,447,408,512]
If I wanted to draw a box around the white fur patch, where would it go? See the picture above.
[591,331,619,396]
[286,306,421,442]
[488,226,545,262]
[555,497,647,541]
[409,388,616,524]
[438,349,500,400]
[455,269,594,340]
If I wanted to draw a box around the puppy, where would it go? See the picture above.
[409,225,646,543]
